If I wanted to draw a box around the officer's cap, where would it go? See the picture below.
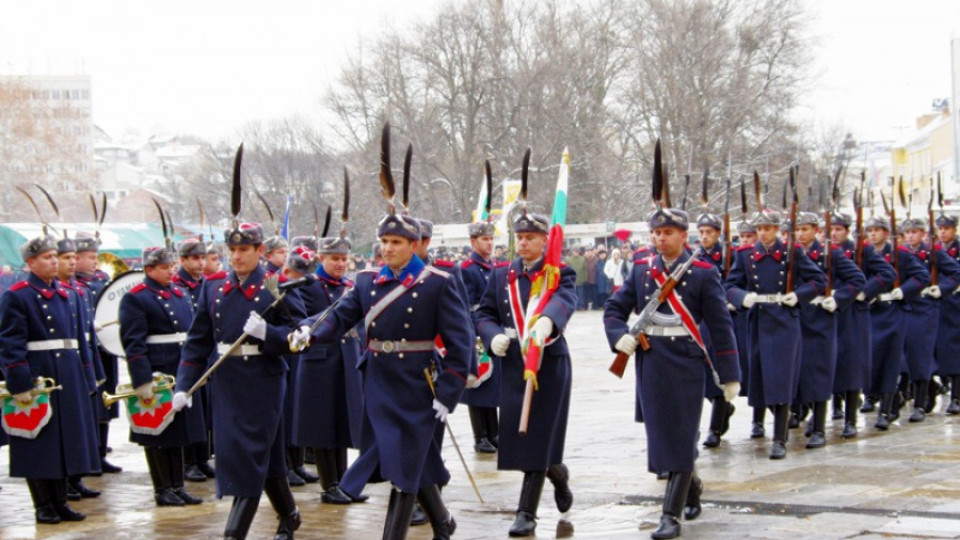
[864,216,890,231]
[142,246,178,267]
[286,246,318,275]
[751,208,781,227]
[177,237,206,257]
[832,212,853,228]
[378,214,421,242]
[263,235,288,253]
[290,235,318,252]
[796,211,820,227]
[737,221,757,234]
[225,223,265,247]
[695,213,722,230]
[318,236,351,255]
[74,231,101,253]
[57,238,77,255]
[417,219,434,240]
[648,208,689,230]
[20,235,58,261]
[514,213,550,234]
[468,222,496,238]
[935,214,958,228]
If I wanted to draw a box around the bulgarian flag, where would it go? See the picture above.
[522,148,569,389]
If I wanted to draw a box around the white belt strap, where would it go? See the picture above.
[644,326,688,337]
[753,294,784,304]
[146,332,187,345]
[877,292,897,302]
[367,339,435,354]
[504,328,518,339]
[217,343,263,356]
[27,339,79,351]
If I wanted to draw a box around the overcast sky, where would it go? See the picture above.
[1,0,958,144]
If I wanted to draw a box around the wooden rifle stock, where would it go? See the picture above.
[824,210,833,296]
[785,200,798,293]
[929,207,939,286]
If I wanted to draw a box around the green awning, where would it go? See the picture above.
[0,223,184,267]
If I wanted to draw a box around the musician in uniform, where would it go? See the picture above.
[74,231,123,474]
[173,237,217,482]
[935,214,960,414]
[605,207,740,539]
[475,213,576,537]
[724,209,825,459]
[290,211,472,540]
[460,221,501,453]
[173,223,306,540]
[119,245,206,506]
[0,234,100,523]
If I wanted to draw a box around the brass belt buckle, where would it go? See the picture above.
[381,341,395,353]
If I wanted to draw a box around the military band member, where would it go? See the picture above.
[793,212,865,448]
[475,213,576,537]
[935,214,960,414]
[173,237,217,482]
[0,234,100,523]
[605,207,740,539]
[829,213,896,437]
[173,223,306,540]
[864,217,928,429]
[119,246,206,506]
[291,212,472,540]
[724,209,826,459]
[901,218,960,421]
[460,221,501,454]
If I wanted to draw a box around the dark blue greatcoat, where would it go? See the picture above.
[171,268,212,430]
[936,239,960,376]
[795,240,865,403]
[868,244,929,394]
[697,242,726,399]
[902,242,960,381]
[310,255,472,494]
[0,273,100,478]
[475,258,577,472]
[175,265,306,498]
[119,276,206,447]
[78,269,120,422]
[725,239,826,407]
[292,270,363,449]
[459,251,502,408]
[833,240,896,393]
[604,251,739,473]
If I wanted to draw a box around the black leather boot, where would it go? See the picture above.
[547,463,573,512]
[770,405,788,459]
[703,399,723,448]
[469,406,497,453]
[382,488,417,540]
[947,376,960,415]
[52,479,86,521]
[264,477,301,540]
[509,471,545,537]
[148,447,185,506]
[925,377,941,414]
[651,472,691,539]
[750,407,766,438]
[27,478,60,524]
[842,391,859,438]
[417,484,456,540]
[910,380,928,422]
[67,475,100,498]
[169,447,203,505]
[484,407,500,448]
[223,495,261,540]
[317,448,353,504]
[806,402,827,449]
[832,393,844,419]
[99,422,123,474]
[875,393,893,430]
[860,394,876,413]
[288,447,318,483]
[683,472,702,521]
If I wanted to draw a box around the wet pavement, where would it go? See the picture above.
[3,311,960,539]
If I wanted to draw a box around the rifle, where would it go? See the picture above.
[723,176,732,276]
[856,172,865,269]
[884,178,900,287]
[929,180,938,286]
[609,246,703,378]
[785,168,798,293]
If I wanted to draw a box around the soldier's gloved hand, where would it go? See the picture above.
[727,302,737,312]
[491,334,511,356]
[742,292,759,309]
[289,325,311,351]
[810,296,824,306]
[13,390,32,405]
[615,334,638,355]
[135,382,154,400]
[243,311,267,340]
[856,291,867,302]
[820,296,838,313]
[432,399,449,423]
[172,391,193,412]
[94,321,104,332]
[923,285,942,299]
[531,317,554,347]
[780,292,799,307]
[890,287,904,301]
[723,382,741,402]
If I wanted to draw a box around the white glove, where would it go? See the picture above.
[531,317,554,347]
[491,334,511,356]
[172,391,193,412]
[742,292,758,309]
[922,285,942,299]
[432,399,449,423]
[13,390,32,405]
[810,296,824,306]
[615,334,638,355]
[723,382,740,402]
[780,292,799,307]
[727,302,737,312]
[135,382,154,400]
[820,296,838,313]
[94,322,104,332]
[856,291,866,302]
[889,287,904,301]
[243,311,267,340]
[289,325,311,351]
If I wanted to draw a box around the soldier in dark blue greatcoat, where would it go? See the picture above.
[605,207,740,540]
[119,245,206,506]
[725,208,826,460]
[0,234,100,524]
[475,213,576,537]
[173,222,306,540]
[935,214,960,414]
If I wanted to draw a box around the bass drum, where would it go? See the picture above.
[94,270,145,358]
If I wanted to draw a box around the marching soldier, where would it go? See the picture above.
[829,213,896,437]
[290,210,472,540]
[935,214,960,414]
[460,221,501,453]
[605,207,740,539]
[204,242,224,277]
[864,217,928,429]
[119,246,206,506]
[173,222,307,540]
[173,237,217,482]
[734,221,761,436]
[74,231,123,474]
[263,235,288,275]
[724,208,825,459]
[793,212,865,448]
[0,234,100,523]
[475,213,576,537]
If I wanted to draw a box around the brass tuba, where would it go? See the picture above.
[97,252,130,281]
[102,373,176,408]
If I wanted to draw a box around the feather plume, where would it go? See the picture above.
[99,192,108,227]
[231,144,243,220]
[254,190,278,235]
[379,123,395,209]
[312,203,320,238]
[700,168,709,207]
[753,171,763,211]
[790,167,798,205]
[880,190,890,215]
[740,179,747,215]
[897,176,907,208]
[322,205,332,238]
[33,184,60,222]
[484,159,493,218]
[153,198,168,242]
[662,163,671,208]
[652,140,663,206]
[681,174,690,211]
[341,167,350,238]
[88,194,99,225]
[196,198,205,241]
[520,148,531,205]
[17,186,46,233]
[402,143,412,213]
[938,172,944,210]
